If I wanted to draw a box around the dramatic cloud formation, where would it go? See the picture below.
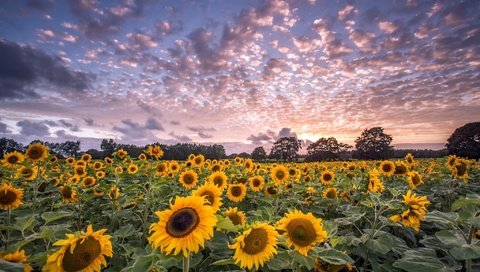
[0,0,479,153]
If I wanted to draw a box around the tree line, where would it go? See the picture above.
[1,122,478,161]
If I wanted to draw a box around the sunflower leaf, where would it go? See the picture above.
[314,248,354,265]
[215,214,239,232]
[41,210,72,224]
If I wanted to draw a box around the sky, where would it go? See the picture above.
[0,0,479,154]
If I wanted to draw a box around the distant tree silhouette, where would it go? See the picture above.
[269,137,301,161]
[101,139,117,157]
[306,137,352,161]
[354,127,393,160]
[251,146,267,161]
[446,122,480,159]
[0,137,24,157]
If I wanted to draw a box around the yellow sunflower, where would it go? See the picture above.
[405,153,415,165]
[322,187,338,199]
[92,161,103,170]
[264,185,279,197]
[229,222,278,271]
[407,171,423,189]
[127,163,139,175]
[271,165,289,185]
[148,195,217,257]
[25,142,49,161]
[179,170,198,190]
[95,171,105,179]
[453,159,469,179]
[93,186,104,197]
[108,185,121,200]
[104,157,113,165]
[0,183,23,210]
[15,166,38,181]
[248,176,265,192]
[193,154,205,167]
[138,153,147,161]
[394,161,408,176]
[81,153,92,162]
[115,149,128,160]
[60,184,78,203]
[169,161,180,173]
[147,145,164,159]
[276,210,327,256]
[320,170,334,185]
[390,190,430,231]
[74,166,87,178]
[43,225,113,272]
[193,182,223,212]
[82,176,96,188]
[66,157,76,165]
[155,162,168,176]
[210,163,223,173]
[227,183,247,203]
[208,171,228,191]
[2,151,24,168]
[379,160,395,177]
[225,207,246,226]
[368,169,384,193]
[1,250,32,272]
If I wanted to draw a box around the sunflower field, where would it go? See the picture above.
[1,143,480,272]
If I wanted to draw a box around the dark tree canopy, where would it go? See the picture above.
[354,127,394,160]
[101,139,117,157]
[269,137,302,161]
[0,137,24,157]
[306,137,352,161]
[251,146,267,161]
[446,122,480,159]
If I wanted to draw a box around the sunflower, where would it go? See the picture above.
[95,171,105,179]
[92,161,103,170]
[207,171,228,191]
[379,161,395,177]
[320,170,334,185]
[244,159,255,172]
[148,195,217,257]
[453,159,468,179]
[179,170,198,190]
[127,163,139,175]
[155,162,168,176]
[322,187,338,199]
[0,183,23,210]
[169,161,180,173]
[249,176,265,192]
[74,166,87,178]
[277,210,327,256]
[109,185,121,200]
[368,169,384,193]
[210,163,223,173]
[271,165,289,185]
[93,186,104,197]
[1,250,32,272]
[138,153,147,161]
[60,184,78,203]
[264,185,279,197]
[114,166,123,174]
[390,190,430,231]
[306,186,316,195]
[193,154,205,167]
[115,149,128,160]
[66,157,76,165]
[227,183,247,203]
[445,155,457,169]
[82,176,96,188]
[104,157,113,165]
[147,145,164,159]
[407,171,423,189]
[225,207,246,226]
[2,151,24,168]
[25,142,49,161]
[15,166,38,181]
[394,161,408,176]
[193,182,223,212]
[43,225,112,272]
[229,222,278,271]
[405,153,415,165]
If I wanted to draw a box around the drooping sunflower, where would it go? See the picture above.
[225,207,246,226]
[390,190,430,231]
[82,176,96,188]
[1,249,33,272]
[368,169,384,193]
[15,166,38,181]
[147,145,164,159]
[0,183,23,210]
[193,182,223,212]
[25,142,49,161]
[271,165,289,185]
[227,183,247,203]
[148,195,217,257]
[264,185,279,197]
[322,187,338,199]
[115,148,128,160]
[43,225,113,272]
[320,170,334,185]
[60,183,78,203]
[249,176,265,192]
[208,171,228,191]
[2,151,24,168]
[379,161,395,177]
[108,185,121,200]
[277,210,327,256]
[453,159,469,179]
[394,161,408,176]
[407,171,423,189]
[179,170,198,190]
[93,186,104,197]
[229,222,278,271]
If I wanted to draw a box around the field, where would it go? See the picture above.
[1,144,479,272]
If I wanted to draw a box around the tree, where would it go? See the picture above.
[354,127,394,160]
[101,139,117,157]
[306,137,352,161]
[0,137,24,157]
[251,146,267,161]
[269,137,302,161]
[446,122,480,159]
[60,141,81,158]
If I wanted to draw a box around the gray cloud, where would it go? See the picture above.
[168,131,192,142]
[16,120,50,137]
[0,121,10,134]
[145,117,164,131]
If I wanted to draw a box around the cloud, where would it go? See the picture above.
[113,118,164,140]
[0,121,10,134]
[16,120,50,137]
[247,131,275,145]
[338,5,357,21]
[156,20,183,36]
[145,117,164,131]
[168,131,192,142]
[187,126,215,139]
[0,39,94,100]
[278,127,297,138]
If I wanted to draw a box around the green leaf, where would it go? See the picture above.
[114,224,136,238]
[267,251,292,270]
[435,230,465,247]
[215,215,239,232]
[424,211,458,225]
[450,244,480,260]
[14,214,37,232]
[314,248,354,265]
[393,248,454,272]
[366,233,394,254]
[211,259,236,266]
[132,254,155,272]
[290,250,315,270]
[0,260,24,272]
[41,210,72,224]
[451,197,480,211]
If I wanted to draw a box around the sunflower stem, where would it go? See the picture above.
[142,160,153,244]
[183,251,190,272]
[5,208,11,251]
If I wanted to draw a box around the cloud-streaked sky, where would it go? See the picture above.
[0,0,479,153]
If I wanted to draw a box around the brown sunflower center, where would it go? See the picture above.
[228,213,243,226]
[0,190,17,205]
[252,179,261,187]
[287,218,316,247]
[21,168,34,177]
[157,164,166,172]
[395,165,407,175]
[275,170,285,180]
[242,228,268,255]
[27,147,43,160]
[382,164,392,172]
[166,208,200,238]
[456,163,467,176]
[83,178,95,187]
[182,174,195,184]
[411,175,421,185]
[289,169,296,176]
[7,156,19,164]
[325,189,337,199]
[230,186,242,197]
[200,191,215,205]
[75,167,85,176]
[195,158,202,165]
[213,176,224,187]
[62,237,101,272]
[267,186,277,195]
[323,173,332,181]
[62,186,73,198]
[212,165,220,172]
